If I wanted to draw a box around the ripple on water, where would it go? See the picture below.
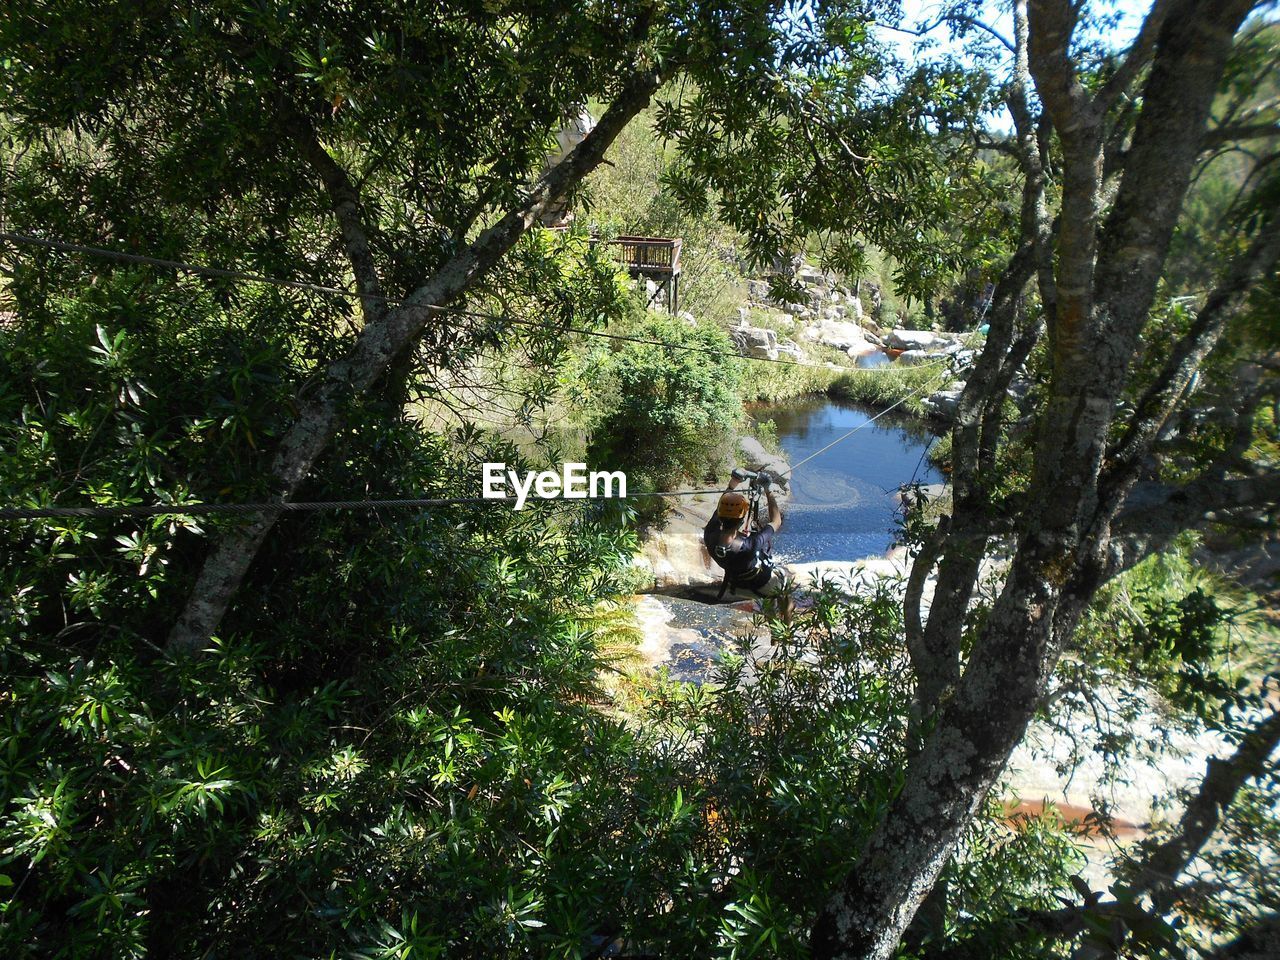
[754,396,942,562]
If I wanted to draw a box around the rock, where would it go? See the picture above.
[860,316,883,337]
[738,435,791,489]
[886,328,946,351]
[676,311,697,327]
[798,267,829,288]
[777,339,806,362]
[746,278,771,302]
[815,319,876,354]
[773,313,795,327]
[631,595,769,684]
[921,390,962,419]
[895,349,936,366]
[731,325,778,361]
[856,279,883,316]
[737,306,751,326]
[547,109,595,166]
[638,497,723,588]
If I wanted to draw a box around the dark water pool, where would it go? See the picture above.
[752,396,943,563]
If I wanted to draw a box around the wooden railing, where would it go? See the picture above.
[544,230,683,311]
[608,236,682,276]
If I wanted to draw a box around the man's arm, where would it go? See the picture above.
[766,488,782,532]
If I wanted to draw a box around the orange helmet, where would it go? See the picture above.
[717,492,750,522]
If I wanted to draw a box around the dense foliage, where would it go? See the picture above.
[579,314,742,519]
[2,1,1279,958]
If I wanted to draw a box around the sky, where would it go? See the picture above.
[876,0,1153,61]
[868,0,1155,129]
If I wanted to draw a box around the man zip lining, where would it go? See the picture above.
[704,467,794,620]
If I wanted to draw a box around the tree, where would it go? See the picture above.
[801,2,1280,957]
[1,0,869,652]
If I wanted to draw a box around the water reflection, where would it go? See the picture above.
[752,396,943,562]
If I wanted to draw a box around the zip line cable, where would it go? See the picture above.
[778,368,951,478]
[0,230,952,374]
[0,372,947,521]
[0,488,729,521]
[0,231,361,299]
[0,231,955,521]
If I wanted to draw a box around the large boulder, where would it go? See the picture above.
[895,349,938,366]
[813,319,877,355]
[886,328,947,351]
[921,388,963,419]
[730,325,778,361]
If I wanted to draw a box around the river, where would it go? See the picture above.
[751,396,944,562]
[638,394,1219,878]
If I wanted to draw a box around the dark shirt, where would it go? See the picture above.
[704,519,775,591]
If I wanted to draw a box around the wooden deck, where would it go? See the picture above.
[548,231,683,312]
[608,236,682,312]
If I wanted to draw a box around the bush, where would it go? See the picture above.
[828,362,950,417]
[580,314,743,521]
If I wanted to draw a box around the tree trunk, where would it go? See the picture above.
[810,3,1256,956]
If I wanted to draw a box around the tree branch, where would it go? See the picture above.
[167,57,666,653]
[1130,707,1280,911]
[1202,122,1280,151]
[905,514,951,721]
[1103,212,1280,489]
[1095,0,1178,112]
[880,11,1016,55]
[277,103,387,324]
[925,708,1280,958]
[1026,0,1091,133]
[1109,471,1280,575]
[1092,0,1256,353]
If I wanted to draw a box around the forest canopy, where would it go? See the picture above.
[1,2,1278,959]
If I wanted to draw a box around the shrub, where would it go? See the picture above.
[581,314,743,521]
